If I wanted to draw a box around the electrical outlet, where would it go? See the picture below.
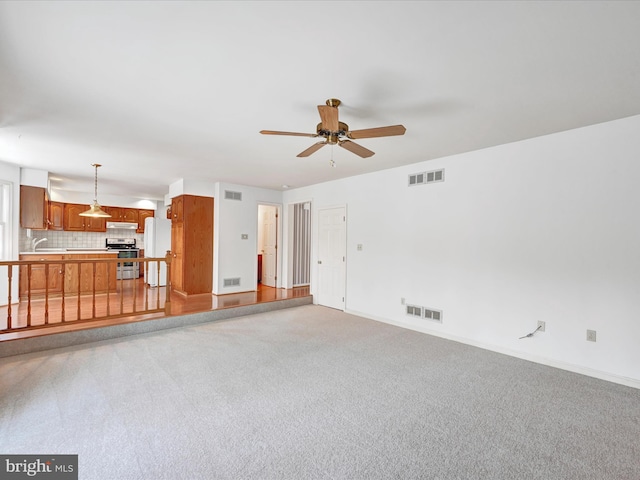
[537,321,546,332]
[587,329,597,342]
[357,244,363,251]
[401,297,405,305]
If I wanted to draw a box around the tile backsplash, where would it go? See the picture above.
[21,228,145,252]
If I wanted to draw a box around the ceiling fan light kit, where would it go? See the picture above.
[260,98,406,164]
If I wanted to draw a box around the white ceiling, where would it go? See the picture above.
[1,1,639,200]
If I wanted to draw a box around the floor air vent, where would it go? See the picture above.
[408,169,444,187]
[223,277,241,287]
[406,303,443,323]
[224,190,242,201]
[424,308,443,322]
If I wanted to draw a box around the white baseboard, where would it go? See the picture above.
[345,308,640,391]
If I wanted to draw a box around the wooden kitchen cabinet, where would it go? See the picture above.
[64,254,117,294]
[20,253,118,298]
[104,206,138,223]
[20,185,49,229]
[170,195,213,296]
[63,203,106,232]
[19,254,64,299]
[48,202,64,230]
[170,196,184,224]
[171,222,184,292]
[137,209,154,233]
[84,214,106,232]
[63,203,86,231]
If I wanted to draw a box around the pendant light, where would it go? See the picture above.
[79,164,111,218]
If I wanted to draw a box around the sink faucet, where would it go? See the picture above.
[32,238,48,252]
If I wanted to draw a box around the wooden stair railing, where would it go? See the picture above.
[0,252,172,333]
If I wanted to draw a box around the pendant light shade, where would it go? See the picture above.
[79,164,111,218]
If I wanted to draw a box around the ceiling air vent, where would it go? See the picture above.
[224,190,242,201]
[223,277,241,287]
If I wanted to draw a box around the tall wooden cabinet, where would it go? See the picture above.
[170,194,213,296]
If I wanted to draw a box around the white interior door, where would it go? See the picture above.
[261,205,277,287]
[317,206,346,310]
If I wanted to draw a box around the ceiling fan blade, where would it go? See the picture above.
[347,124,406,139]
[339,140,375,158]
[260,130,318,137]
[317,105,339,132]
[297,141,327,157]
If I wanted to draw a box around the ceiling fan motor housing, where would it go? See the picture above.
[316,121,349,142]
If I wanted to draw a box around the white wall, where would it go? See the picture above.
[213,182,282,294]
[20,168,48,189]
[283,115,640,387]
[49,190,157,210]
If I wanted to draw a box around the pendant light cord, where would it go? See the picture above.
[92,163,101,202]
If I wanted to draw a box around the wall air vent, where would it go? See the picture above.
[224,190,242,201]
[408,173,425,186]
[427,169,444,183]
[223,277,241,287]
[406,305,423,317]
[423,308,443,323]
[408,169,445,187]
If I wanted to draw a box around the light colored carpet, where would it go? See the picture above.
[1,305,639,479]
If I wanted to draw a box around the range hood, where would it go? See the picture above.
[106,221,138,230]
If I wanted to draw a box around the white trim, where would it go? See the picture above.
[346,308,640,390]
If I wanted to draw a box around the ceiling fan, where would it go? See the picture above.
[260,98,406,159]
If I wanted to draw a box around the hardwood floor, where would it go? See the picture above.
[0,280,311,342]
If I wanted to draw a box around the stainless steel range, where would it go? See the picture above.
[105,238,140,280]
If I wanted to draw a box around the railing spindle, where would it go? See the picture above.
[165,251,172,316]
[92,262,97,319]
[44,263,49,325]
[61,263,66,322]
[76,262,82,321]
[7,265,13,330]
[106,259,111,317]
[27,264,32,327]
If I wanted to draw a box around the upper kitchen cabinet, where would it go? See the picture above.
[104,207,139,224]
[48,202,64,231]
[137,209,154,233]
[20,185,48,229]
[63,203,106,232]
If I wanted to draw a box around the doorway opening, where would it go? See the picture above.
[257,204,279,288]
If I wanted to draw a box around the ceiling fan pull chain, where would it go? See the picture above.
[330,145,336,168]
